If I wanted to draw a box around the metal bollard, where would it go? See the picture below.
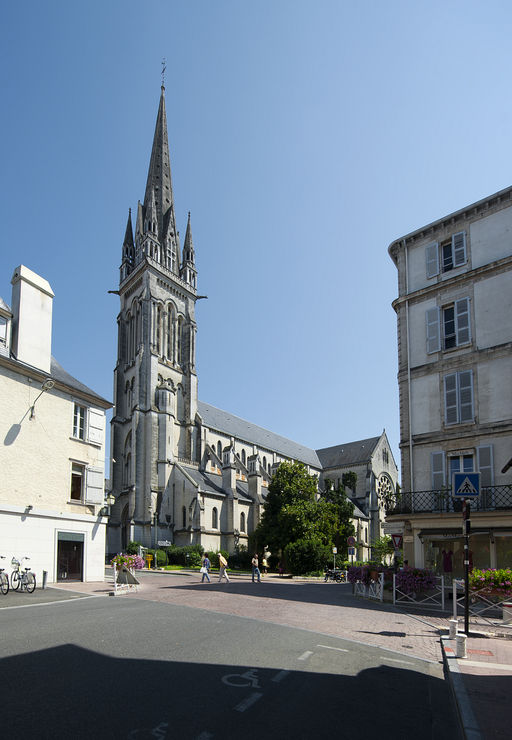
[449,619,458,639]
[456,633,467,658]
[42,570,48,589]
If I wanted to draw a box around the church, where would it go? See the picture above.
[107,85,398,558]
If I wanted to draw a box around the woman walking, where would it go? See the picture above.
[201,554,211,583]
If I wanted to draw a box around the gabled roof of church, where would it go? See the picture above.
[316,435,382,469]
[180,465,253,502]
[197,401,322,468]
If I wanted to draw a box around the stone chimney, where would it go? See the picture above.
[10,265,54,373]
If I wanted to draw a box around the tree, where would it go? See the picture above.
[254,462,355,563]
[322,479,356,558]
[371,535,394,565]
[254,461,322,554]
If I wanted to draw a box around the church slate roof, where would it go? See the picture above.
[179,465,254,502]
[197,401,322,469]
[316,436,381,469]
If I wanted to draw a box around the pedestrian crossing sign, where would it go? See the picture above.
[452,472,480,498]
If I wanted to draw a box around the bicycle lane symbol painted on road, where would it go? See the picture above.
[221,668,261,689]
[221,668,291,713]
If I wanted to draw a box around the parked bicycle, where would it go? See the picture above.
[11,557,36,593]
[0,556,9,595]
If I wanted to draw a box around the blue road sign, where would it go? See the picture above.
[453,472,480,498]
[348,547,356,556]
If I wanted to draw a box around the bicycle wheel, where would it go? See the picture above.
[25,572,36,593]
[11,571,20,590]
[0,572,8,595]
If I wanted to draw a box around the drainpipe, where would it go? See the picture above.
[404,239,414,499]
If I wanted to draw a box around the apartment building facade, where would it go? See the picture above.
[387,187,512,577]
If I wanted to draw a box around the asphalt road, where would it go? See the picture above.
[1,596,460,739]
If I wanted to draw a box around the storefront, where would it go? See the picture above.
[420,528,512,578]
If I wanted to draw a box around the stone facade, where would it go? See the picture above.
[0,266,111,584]
[388,188,512,576]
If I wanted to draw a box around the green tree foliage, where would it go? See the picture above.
[342,471,358,494]
[322,479,356,558]
[371,535,394,565]
[285,538,332,575]
[254,462,355,564]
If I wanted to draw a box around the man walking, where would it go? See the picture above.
[251,554,261,583]
[218,553,230,583]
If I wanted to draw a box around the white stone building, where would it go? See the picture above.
[387,187,512,576]
[0,265,111,584]
[108,86,396,557]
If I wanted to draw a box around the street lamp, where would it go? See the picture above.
[99,493,116,517]
[30,379,55,419]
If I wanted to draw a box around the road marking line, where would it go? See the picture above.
[234,692,263,712]
[272,670,290,682]
[317,644,349,653]
[196,733,214,739]
[381,657,414,665]
[298,650,313,661]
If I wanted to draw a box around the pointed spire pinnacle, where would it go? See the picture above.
[143,86,176,241]
[123,208,134,249]
[183,211,195,264]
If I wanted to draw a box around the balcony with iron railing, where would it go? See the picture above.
[384,485,512,516]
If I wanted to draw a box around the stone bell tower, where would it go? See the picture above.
[109,85,199,550]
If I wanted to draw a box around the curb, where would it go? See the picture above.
[440,636,482,740]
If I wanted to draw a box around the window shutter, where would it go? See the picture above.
[431,451,446,489]
[477,445,494,487]
[455,298,471,345]
[87,408,104,445]
[458,370,474,423]
[426,307,441,353]
[85,467,104,504]
[444,373,458,424]
[426,242,439,278]
[452,231,466,267]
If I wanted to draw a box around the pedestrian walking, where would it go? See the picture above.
[200,554,211,583]
[218,553,230,583]
[251,554,261,583]
[261,556,268,576]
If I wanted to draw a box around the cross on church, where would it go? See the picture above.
[161,58,166,88]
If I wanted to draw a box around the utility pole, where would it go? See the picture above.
[463,499,471,635]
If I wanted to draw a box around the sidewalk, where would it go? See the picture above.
[441,631,512,739]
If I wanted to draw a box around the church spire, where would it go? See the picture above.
[143,86,177,242]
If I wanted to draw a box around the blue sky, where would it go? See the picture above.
[2,0,512,472]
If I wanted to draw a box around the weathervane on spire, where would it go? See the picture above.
[161,58,167,88]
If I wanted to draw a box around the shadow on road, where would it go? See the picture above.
[0,644,461,740]
[156,578,400,611]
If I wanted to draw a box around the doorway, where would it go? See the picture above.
[57,532,84,581]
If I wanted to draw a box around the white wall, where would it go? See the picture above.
[0,505,107,584]
[474,272,512,350]
[470,206,512,269]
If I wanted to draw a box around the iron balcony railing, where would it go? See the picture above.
[384,485,512,515]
